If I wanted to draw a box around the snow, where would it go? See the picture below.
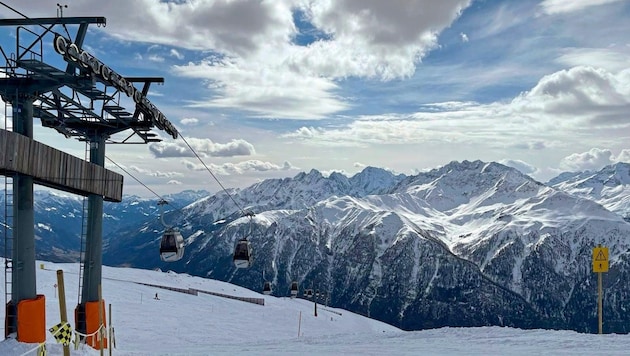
[549,162,630,218]
[2,259,630,355]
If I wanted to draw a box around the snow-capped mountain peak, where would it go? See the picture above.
[548,162,630,219]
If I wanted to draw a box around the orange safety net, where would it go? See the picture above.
[85,300,108,349]
[17,294,46,343]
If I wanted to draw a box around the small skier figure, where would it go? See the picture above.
[154,293,159,300]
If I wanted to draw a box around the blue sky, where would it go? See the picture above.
[1,0,629,196]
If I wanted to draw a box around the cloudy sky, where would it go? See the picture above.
[1,0,629,197]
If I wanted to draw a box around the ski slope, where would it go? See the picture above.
[0,259,628,355]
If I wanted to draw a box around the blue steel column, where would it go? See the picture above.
[80,134,106,303]
[11,98,37,303]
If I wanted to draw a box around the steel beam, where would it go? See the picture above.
[0,17,106,27]
[11,99,37,303]
[80,135,106,305]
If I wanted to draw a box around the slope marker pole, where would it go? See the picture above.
[297,311,302,338]
[598,271,603,335]
[56,270,70,356]
[592,244,608,335]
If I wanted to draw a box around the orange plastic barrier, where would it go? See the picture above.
[85,300,108,349]
[17,294,46,343]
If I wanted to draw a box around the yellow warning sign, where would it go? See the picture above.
[592,247,609,273]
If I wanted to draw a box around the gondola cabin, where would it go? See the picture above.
[159,228,185,262]
[290,281,299,298]
[263,281,272,295]
[233,238,253,268]
[306,289,314,299]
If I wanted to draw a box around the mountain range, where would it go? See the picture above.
[0,189,209,262]
[1,160,630,333]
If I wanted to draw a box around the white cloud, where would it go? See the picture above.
[129,166,184,178]
[559,148,614,172]
[167,180,183,185]
[287,0,471,80]
[556,48,630,72]
[525,66,630,104]
[539,0,623,15]
[169,0,470,119]
[16,0,473,119]
[28,0,297,56]
[147,90,164,97]
[282,110,509,147]
[460,32,469,43]
[555,148,630,174]
[499,159,538,175]
[147,54,165,63]
[280,66,630,163]
[170,49,184,60]
[615,149,630,163]
[173,59,349,119]
[180,118,199,126]
[508,141,548,151]
[320,169,348,178]
[513,66,630,126]
[149,138,255,158]
[149,142,190,157]
[285,126,325,139]
[182,159,295,175]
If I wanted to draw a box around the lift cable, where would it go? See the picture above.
[177,134,251,218]
[0,2,34,24]
[105,156,164,202]
[105,155,187,212]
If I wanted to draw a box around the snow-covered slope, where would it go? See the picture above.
[4,259,630,355]
[548,162,630,220]
[0,258,398,355]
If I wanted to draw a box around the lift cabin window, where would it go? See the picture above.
[165,235,176,249]
[234,242,249,259]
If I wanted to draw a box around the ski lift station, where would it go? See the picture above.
[0,8,178,349]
